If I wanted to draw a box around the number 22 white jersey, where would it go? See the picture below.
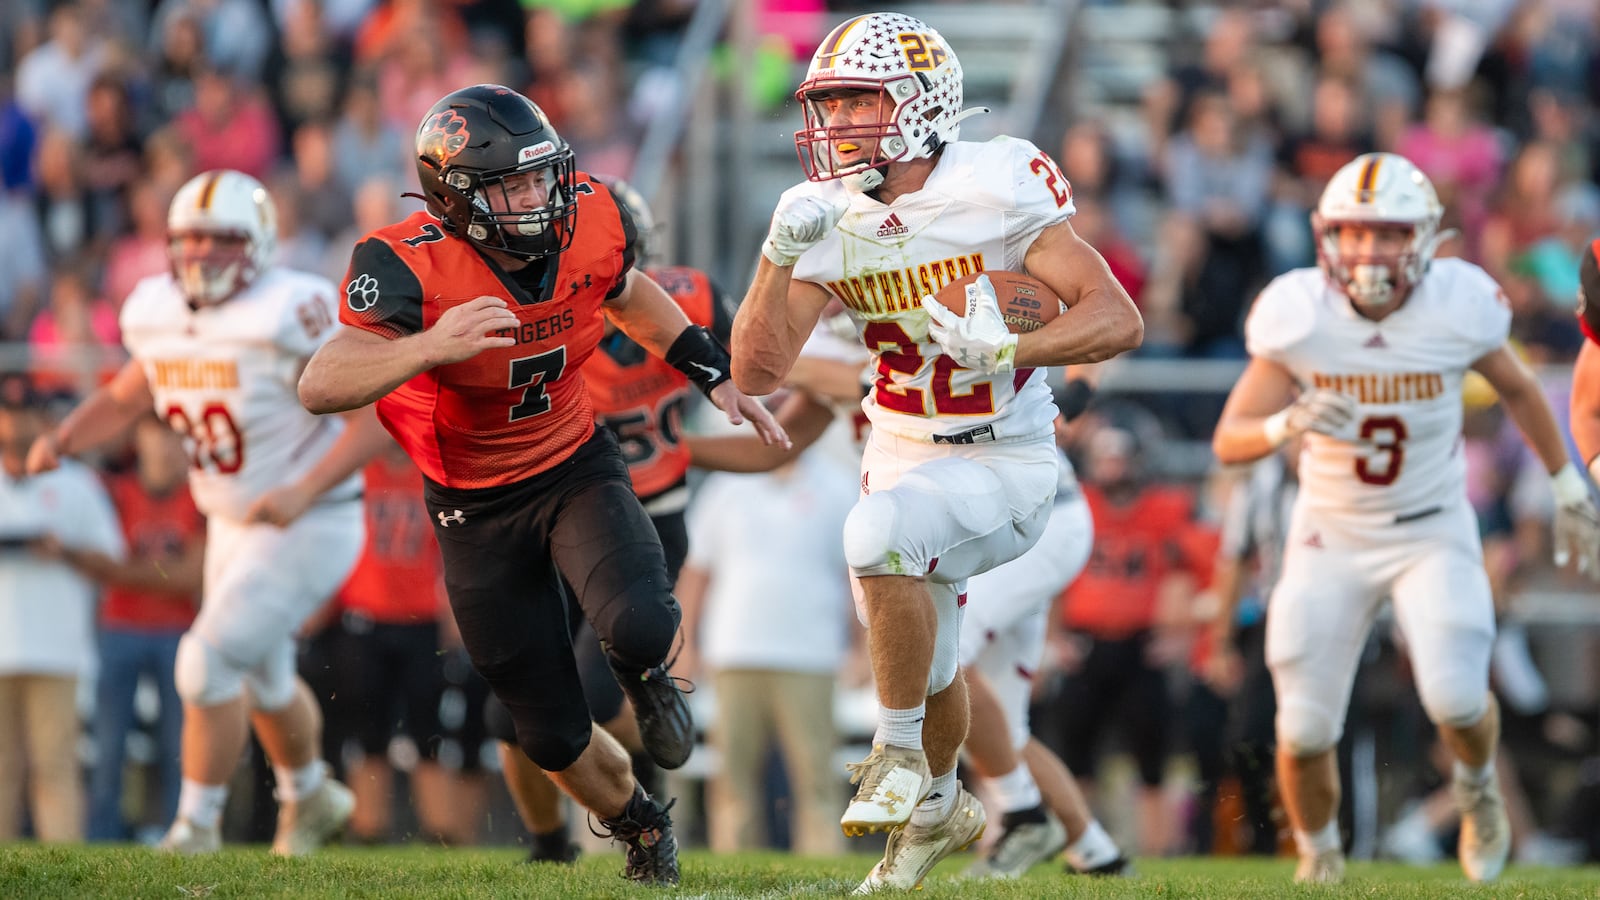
[789,136,1072,444]
[120,268,358,522]
[1245,258,1511,524]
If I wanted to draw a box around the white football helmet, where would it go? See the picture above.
[794,12,986,192]
[1313,152,1444,309]
[167,169,277,306]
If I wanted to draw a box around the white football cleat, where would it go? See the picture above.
[157,817,221,855]
[1454,771,1511,883]
[1293,848,1345,884]
[963,807,1066,879]
[854,784,987,893]
[841,744,932,837]
[271,772,355,857]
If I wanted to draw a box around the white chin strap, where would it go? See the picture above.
[841,167,885,193]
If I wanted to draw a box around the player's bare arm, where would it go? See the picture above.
[299,296,520,414]
[1475,343,1600,576]
[730,262,834,394]
[244,405,392,526]
[608,268,791,448]
[1212,357,1300,465]
[25,359,155,474]
[1473,345,1575,475]
[1570,341,1600,474]
[1014,219,1144,367]
[686,389,836,473]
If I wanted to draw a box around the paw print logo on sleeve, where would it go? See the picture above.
[346,274,380,312]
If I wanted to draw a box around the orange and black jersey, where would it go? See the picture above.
[339,173,638,488]
[584,266,733,501]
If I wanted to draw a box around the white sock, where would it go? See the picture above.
[1453,757,1494,786]
[873,704,925,750]
[1065,819,1120,870]
[910,769,957,827]
[1294,820,1341,857]
[988,765,1041,814]
[177,780,229,829]
[274,761,326,803]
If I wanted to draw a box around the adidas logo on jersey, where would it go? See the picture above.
[1364,332,1388,349]
[1303,531,1324,549]
[876,213,909,238]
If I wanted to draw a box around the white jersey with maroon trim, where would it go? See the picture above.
[120,268,358,522]
[1246,258,1510,524]
[790,135,1073,445]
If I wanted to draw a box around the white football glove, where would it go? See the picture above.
[920,274,1018,374]
[1550,462,1600,579]
[1262,388,1357,446]
[761,192,849,267]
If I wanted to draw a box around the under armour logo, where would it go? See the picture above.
[569,274,593,292]
[346,274,379,312]
[437,509,466,527]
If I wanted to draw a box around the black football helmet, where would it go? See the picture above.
[414,84,577,261]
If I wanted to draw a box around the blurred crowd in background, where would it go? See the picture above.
[5,0,1600,870]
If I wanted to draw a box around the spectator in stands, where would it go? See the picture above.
[264,0,350,138]
[80,72,143,242]
[282,120,353,242]
[33,127,96,262]
[1160,89,1274,358]
[149,11,204,119]
[0,371,126,842]
[100,180,175,313]
[59,417,203,841]
[0,82,46,339]
[1269,74,1375,275]
[14,1,107,140]
[1396,87,1503,258]
[148,0,271,83]
[1312,2,1420,152]
[676,446,857,855]
[173,67,281,181]
[329,77,410,200]
[27,263,119,397]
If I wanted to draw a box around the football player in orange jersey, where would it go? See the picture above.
[484,177,735,863]
[298,85,786,885]
[1571,238,1600,495]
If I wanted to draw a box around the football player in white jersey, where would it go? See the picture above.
[1212,152,1600,885]
[733,14,1141,888]
[26,170,388,855]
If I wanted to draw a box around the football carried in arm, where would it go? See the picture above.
[931,270,1064,334]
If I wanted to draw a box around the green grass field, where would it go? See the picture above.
[3,846,1599,899]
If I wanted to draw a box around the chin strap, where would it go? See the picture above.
[933,106,990,144]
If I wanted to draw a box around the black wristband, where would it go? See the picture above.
[1053,378,1094,421]
[665,325,733,398]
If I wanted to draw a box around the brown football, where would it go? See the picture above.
[932,271,1064,334]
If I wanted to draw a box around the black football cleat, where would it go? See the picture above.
[618,664,695,770]
[594,788,680,886]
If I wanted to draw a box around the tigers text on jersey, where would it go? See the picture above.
[120,269,356,522]
[1246,258,1511,524]
[582,265,728,502]
[338,173,633,489]
[789,136,1073,444]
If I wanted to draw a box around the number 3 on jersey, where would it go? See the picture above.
[1356,415,1407,486]
[508,348,566,421]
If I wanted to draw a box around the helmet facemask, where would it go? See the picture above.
[169,230,257,306]
[1314,216,1442,310]
[793,13,985,193]
[435,152,577,261]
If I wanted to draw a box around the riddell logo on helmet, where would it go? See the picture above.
[519,141,556,163]
[877,213,908,238]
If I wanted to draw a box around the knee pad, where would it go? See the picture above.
[843,492,915,576]
[1275,697,1341,757]
[243,641,297,711]
[600,577,679,672]
[174,633,246,707]
[1420,680,1489,730]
